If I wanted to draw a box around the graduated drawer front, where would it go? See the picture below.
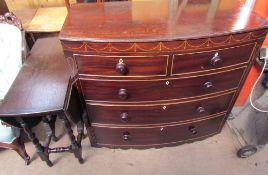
[172,43,255,75]
[88,92,234,125]
[92,115,223,147]
[74,54,168,77]
[80,67,244,102]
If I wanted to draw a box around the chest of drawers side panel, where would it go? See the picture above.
[218,36,267,130]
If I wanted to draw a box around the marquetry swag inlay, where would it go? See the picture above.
[61,30,267,52]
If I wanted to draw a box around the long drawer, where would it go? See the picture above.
[87,92,234,125]
[81,67,245,102]
[171,43,255,75]
[91,115,224,147]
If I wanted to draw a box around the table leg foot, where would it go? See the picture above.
[25,156,31,165]
[46,160,53,167]
[52,135,58,142]
[78,158,84,164]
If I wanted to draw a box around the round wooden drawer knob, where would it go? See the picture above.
[196,106,205,113]
[188,125,197,135]
[123,132,130,142]
[118,88,128,100]
[210,52,223,67]
[116,61,128,75]
[121,113,130,122]
[203,81,213,90]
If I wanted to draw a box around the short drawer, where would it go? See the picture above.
[80,67,244,102]
[74,54,168,77]
[88,92,234,125]
[91,115,224,147]
[172,43,255,75]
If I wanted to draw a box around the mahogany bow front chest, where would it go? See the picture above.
[60,0,268,148]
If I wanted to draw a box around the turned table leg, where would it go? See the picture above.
[81,109,97,146]
[47,115,58,142]
[16,117,53,167]
[77,118,84,147]
[60,112,83,164]
[42,116,52,148]
[42,115,58,148]
[12,137,31,165]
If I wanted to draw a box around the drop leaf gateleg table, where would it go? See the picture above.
[0,37,87,166]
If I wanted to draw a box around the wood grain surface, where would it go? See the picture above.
[0,37,70,117]
[60,0,268,42]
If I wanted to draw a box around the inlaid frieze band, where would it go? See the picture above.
[61,30,267,53]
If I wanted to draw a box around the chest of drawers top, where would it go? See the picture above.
[60,0,267,43]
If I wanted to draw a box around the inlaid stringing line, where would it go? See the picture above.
[85,89,237,106]
[95,132,218,147]
[79,66,246,81]
[91,112,227,128]
[92,112,223,128]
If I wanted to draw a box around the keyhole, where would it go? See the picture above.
[119,58,124,63]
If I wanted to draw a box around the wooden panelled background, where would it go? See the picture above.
[5,0,77,10]
[5,0,132,11]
